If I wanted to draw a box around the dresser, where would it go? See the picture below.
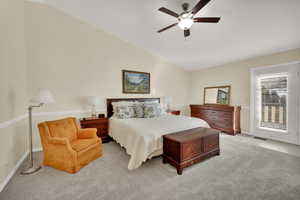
[80,117,110,143]
[190,104,241,135]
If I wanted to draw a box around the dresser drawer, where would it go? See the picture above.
[216,120,232,129]
[201,110,217,117]
[82,124,105,129]
[220,111,233,118]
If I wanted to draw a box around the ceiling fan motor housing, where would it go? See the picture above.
[182,3,189,12]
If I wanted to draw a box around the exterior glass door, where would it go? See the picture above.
[251,62,299,144]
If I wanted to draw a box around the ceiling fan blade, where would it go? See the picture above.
[194,17,220,23]
[158,7,179,18]
[191,0,211,15]
[157,23,178,33]
[184,29,191,37]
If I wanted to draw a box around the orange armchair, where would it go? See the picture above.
[38,117,102,173]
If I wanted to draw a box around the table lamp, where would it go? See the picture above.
[162,96,172,111]
[87,96,99,118]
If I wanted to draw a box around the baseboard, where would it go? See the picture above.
[33,147,42,152]
[241,131,250,135]
[0,151,29,192]
[0,147,43,193]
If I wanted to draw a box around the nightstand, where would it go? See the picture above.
[80,117,111,143]
[167,110,181,115]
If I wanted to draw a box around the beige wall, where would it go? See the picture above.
[25,2,191,113]
[0,0,28,121]
[0,0,28,188]
[25,3,191,148]
[190,48,300,133]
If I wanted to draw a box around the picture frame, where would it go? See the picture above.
[122,70,150,94]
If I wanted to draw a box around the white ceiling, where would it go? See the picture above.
[43,0,300,70]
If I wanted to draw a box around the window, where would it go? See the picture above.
[257,74,287,131]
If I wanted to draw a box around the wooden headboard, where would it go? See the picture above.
[106,98,160,118]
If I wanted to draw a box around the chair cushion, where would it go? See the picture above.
[47,118,78,141]
[71,139,99,152]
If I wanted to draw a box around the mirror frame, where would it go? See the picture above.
[204,85,231,105]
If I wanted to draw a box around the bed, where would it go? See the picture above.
[106,98,210,170]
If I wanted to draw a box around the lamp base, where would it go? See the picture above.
[21,165,42,175]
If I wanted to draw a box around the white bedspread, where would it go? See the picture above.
[109,114,209,170]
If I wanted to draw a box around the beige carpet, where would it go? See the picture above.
[1,135,300,200]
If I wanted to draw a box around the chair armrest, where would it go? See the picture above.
[49,137,69,145]
[78,128,98,139]
[48,137,74,151]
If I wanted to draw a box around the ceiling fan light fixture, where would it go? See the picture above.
[157,0,221,38]
[178,18,194,30]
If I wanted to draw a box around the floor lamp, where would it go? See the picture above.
[21,89,54,175]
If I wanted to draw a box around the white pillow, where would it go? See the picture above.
[133,102,144,118]
[143,101,166,114]
[113,105,135,119]
[143,100,160,105]
[143,102,164,118]
[112,101,146,118]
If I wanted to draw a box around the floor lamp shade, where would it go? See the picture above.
[30,89,55,105]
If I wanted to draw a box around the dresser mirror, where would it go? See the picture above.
[204,85,231,105]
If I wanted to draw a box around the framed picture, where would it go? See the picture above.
[122,70,150,94]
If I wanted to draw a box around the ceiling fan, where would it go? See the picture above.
[157,0,220,38]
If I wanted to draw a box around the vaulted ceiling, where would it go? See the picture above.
[43,0,300,70]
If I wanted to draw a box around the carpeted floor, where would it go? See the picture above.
[1,135,300,200]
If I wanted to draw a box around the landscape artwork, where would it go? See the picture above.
[122,70,150,94]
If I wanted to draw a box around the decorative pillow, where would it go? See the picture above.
[143,100,160,105]
[156,104,163,116]
[133,103,144,118]
[112,101,134,111]
[143,103,162,118]
[114,105,135,119]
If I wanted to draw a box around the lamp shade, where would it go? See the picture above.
[162,96,172,110]
[30,89,55,105]
[86,96,99,106]
[164,96,172,105]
